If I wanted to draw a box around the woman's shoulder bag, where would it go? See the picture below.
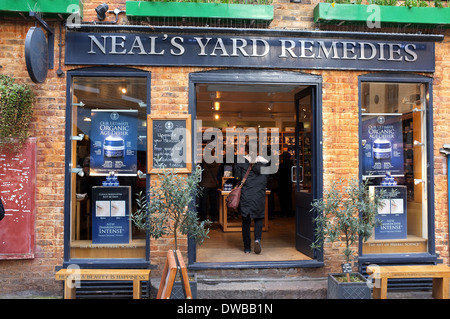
[226,164,253,212]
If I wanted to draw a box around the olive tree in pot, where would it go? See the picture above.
[133,164,210,299]
[310,177,394,299]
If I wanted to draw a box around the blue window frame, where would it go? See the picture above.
[358,73,437,266]
[63,67,151,269]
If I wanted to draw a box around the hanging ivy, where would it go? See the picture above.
[0,75,34,153]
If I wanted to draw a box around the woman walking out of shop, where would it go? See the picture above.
[235,141,270,254]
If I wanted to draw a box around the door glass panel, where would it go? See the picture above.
[294,88,315,258]
[360,82,428,254]
[69,76,148,259]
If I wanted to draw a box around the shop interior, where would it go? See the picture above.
[70,76,315,262]
[194,83,313,262]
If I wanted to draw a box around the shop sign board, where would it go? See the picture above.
[65,31,435,72]
[91,186,131,244]
[25,27,49,83]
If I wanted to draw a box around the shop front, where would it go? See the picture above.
[60,25,440,282]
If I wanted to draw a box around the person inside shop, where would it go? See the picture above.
[276,151,293,216]
[235,141,270,254]
[199,149,220,225]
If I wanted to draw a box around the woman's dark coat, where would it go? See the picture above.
[235,158,269,219]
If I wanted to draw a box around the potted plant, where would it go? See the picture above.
[310,177,394,299]
[0,74,34,153]
[133,163,210,299]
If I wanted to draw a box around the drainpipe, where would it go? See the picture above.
[440,144,450,240]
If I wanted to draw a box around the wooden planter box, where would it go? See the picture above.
[314,3,450,27]
[126,1,273,25]
[0,0,83,18]
[327,273,371,299]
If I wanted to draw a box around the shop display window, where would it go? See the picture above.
[68,75,148,260]
[360,81,429,255]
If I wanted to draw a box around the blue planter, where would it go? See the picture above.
[327,273,371,299]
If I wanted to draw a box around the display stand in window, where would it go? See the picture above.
[370,185,407,240]
[92,185,132,245]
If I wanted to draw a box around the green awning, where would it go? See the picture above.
[0,0,83,18]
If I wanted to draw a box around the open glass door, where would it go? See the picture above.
[294,87,315,258]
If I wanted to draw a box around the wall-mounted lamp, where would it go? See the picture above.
[290,0,301,3]
[95,3,109,21]
[72,167,84,177]
[414,179,425,185]
[71,133,85,141]
[440,144,450,156]
[137,170,146,179]
[413,140,425,147]
[72,101,85,107]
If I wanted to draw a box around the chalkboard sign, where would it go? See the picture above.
[342,263,352,273]
[148,114,192,173]
[156,250,192,299]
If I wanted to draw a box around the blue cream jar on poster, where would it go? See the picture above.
[103,136,125,158]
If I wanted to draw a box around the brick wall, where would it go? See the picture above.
[0,0,449,295]
[0,20,66,295]
[433,32,450,264]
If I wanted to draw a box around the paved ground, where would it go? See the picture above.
[0,276,437,299]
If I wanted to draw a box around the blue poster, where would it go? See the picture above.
[90,110,138,176]
[361,114,404,177]
[371,186,407,240]
[92,186,131,244]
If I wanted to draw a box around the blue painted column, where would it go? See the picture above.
[441,146,450,237]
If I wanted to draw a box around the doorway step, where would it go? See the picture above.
[149,275,327,299]
[197,276,327,299]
